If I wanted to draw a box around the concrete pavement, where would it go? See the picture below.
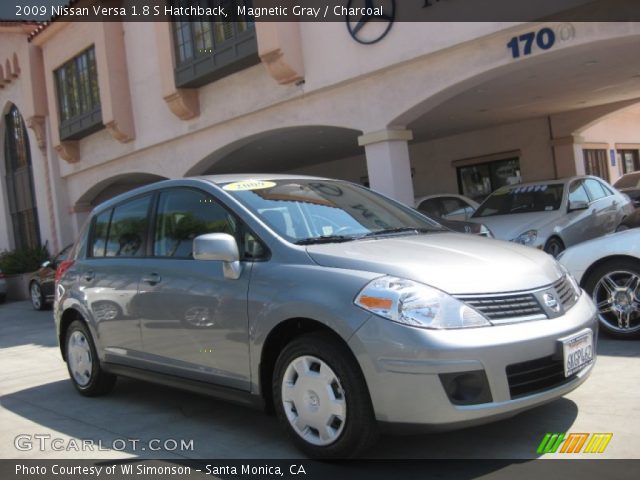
[1,300,638,460]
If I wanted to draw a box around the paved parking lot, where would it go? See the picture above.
[1,300,638,460]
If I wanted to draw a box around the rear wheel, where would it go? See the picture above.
[65,320,116,396]
[273,332,378,458]
[583,259,640,338]
[30,282,46,311]
[544,237,565,257]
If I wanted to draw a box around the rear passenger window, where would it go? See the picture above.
[584,179,609,200]
[105,195,152,257]
[91,209,112,257]
[154,189,236,258]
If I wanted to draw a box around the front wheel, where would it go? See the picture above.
[65,320,116,396]
[273,332,378,458]
[583,259,640,338]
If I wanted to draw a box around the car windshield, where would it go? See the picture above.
[473,184,564,218]
[614,173,640,189]
[219,179,444,244]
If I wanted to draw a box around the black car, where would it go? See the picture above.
[614,172,640,229]
[29,244,72,310]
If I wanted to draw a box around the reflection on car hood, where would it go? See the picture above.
[468,211,560,241]
[306,232,562,294]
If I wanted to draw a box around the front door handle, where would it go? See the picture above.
[141,273,162,285]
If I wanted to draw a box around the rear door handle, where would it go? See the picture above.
[141,273,161,285]
[83,271,94,282]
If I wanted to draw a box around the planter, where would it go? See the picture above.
[5,272,35,301]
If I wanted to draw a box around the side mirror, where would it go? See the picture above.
[193,233,242,280]
[568,200,589,212]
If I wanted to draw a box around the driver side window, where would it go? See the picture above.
[154,189,236,258]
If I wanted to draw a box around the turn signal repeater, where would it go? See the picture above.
[354,276,491,329]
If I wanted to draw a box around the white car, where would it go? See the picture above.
[0,268,7,303]
[558,229,640,338]
[414,194,479,222]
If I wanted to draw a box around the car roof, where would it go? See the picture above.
[89,174,334,215]
[499,175,603,189]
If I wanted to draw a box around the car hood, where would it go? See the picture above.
[305,232,562,294]
[467,211,560,241]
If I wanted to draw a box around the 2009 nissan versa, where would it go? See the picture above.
[54,175,597,458]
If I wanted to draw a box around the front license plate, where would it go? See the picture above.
[562,330,594,377]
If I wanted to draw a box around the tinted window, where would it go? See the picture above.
[584,179,608,201]
[154,189,236,258]
[418,198,442,218]
[614,172,640,189]
[473,184,564,217]
[440,197,474,220]
[91,209,112,257]
[568,180,590,204]
[105,195,152,257]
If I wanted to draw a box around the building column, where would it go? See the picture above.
[551,135,584,178]
[358,129,415,205]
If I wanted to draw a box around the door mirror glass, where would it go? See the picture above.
[568,200,589,211]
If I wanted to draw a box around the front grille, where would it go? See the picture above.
[458,294,545,322]
[506,355,573,399]
[553,275,579,311]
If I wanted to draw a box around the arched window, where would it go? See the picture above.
[3,105,40,249]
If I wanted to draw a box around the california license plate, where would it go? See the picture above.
[561,330,594,377]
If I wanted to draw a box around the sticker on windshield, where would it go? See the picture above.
[223,180,276,191]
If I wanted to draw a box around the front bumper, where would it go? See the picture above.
[348,291,597,429]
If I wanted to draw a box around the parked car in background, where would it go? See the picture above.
[415,194,493,237]
[469,176,633,257]
[559,229,640,338]
[29,244,72,310]
[613,171,640,230]
[613,171,640,208]
[415,194,479,221]
[55,175,597,458]
[0,268,6,304]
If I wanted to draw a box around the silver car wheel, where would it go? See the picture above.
[31,283,42,309]
[67,330,93,387]
[281,355,347,446]
[594,270,640,333]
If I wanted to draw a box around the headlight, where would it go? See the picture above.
[558,263,582,297]
[354,276,491,329]
[511,229,538,246]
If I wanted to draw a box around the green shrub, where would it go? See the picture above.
[0,244,50,275]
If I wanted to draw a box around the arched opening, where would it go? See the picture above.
[3,104,40,250]
[75,173,169,208]
[186,126,364,181]
[387,33,640,200]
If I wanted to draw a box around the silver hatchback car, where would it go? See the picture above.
[55,175,597,458]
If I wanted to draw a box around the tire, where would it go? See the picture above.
[273,332,378,458]
[65,320,117,396]
[583,259,640,339]
[544,237,565,258]
[30,281,47,311]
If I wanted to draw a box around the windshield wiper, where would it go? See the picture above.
[295,235,356,245]
[362,227,437,238]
